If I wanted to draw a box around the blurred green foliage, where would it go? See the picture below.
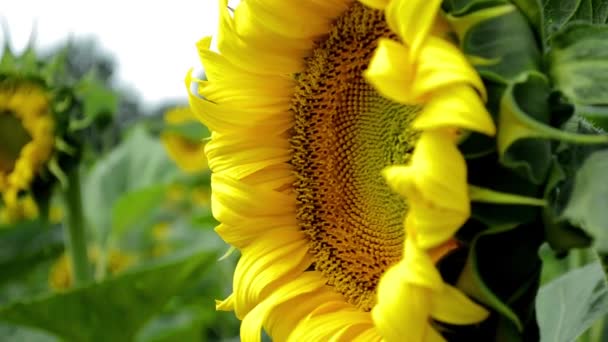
[0,37,238,341]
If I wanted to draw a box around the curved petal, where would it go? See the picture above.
[240,272,327,342]
[431,284,489,325]
[385,0,442,57]
[414,85,496,136]
[382,130,469,249]
[364,38,415,105]
[233,230,313,318]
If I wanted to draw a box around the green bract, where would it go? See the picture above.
[441,0,608,340]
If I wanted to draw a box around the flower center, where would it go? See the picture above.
[0,111,31,173]
[290,3,420,311]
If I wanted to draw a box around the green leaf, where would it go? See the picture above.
[0,248,216,342]
[549,24,608,107]
[465,153,542,228]
[560,149,608,252]
[511,0,543,35]
[447,3,541,81]
[536,253,608,342]
[0,222,63,285]
[498,72,608,184]
[542,156,593,253]
[457,222,544,335]
[0,322,57,342]
[111,185,169,238]
[84,127,179,242]
[72,72,118,129]
[541,0,608,44]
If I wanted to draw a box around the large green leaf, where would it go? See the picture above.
[0,247,216,342]
[541,0,608,45]
[0,222,63,286]
[549,24,608,103]
[548,24,608,130]
[84,126,179,242]
[560,149,608,252]
[111,185,169,238]
[536,252,608,342]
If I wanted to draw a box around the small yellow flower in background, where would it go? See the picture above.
[49,248,136,291]
[0,195,64,225]
[161,106,208,173]
[0,82,55,214]
[0,195,39,225]
[151,221,172,257]
[188,0,494,340]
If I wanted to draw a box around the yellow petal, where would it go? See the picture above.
[214,218,295,249]
[187,73,291,134]
[383,130,469,249]
[289,307,374,341]
[161,134,207,173]
[425,326,447,342]
[233,229,312,318]
[412,37,487,102]
[358,0,389,10]
[372,263,433,342]
[414,85,495,136]
[364,38,415,105]
[240,272,327,342]
[352,327,383,342]
[216,293,235,311]
[205,132,291,180]
[215,0,305,74]
[403,237,444,290]
[269,287,344,341]
[211,173,296,225]
[431,284,489,325]
[385,0,442,58]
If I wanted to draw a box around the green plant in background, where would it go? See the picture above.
[0,37,238,340]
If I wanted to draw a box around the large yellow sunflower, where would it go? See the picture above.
[188,0,495,340]
[0,82,54,212]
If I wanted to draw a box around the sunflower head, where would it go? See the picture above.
[188,0,501,340]
[0,41,117,221]
[0,79,54,214]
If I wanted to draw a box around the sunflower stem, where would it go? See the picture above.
[62,167,92,286]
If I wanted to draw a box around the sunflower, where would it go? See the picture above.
[161,106,208,173]
[188,0,495,340]
[0,82,54,213]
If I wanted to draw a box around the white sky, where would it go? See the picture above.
[0,1,218,109]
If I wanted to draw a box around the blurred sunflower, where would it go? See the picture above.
[0,41,116,223]
[188,0,495,340]
[161,106,208,173]
[0,81,54,214]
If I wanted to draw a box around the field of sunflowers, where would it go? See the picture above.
[3,0,608,341]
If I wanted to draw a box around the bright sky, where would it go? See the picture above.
[0,1,218,109]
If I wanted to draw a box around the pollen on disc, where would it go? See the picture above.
[290,2,420,311]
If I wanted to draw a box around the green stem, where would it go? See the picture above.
[62,167,91,286]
